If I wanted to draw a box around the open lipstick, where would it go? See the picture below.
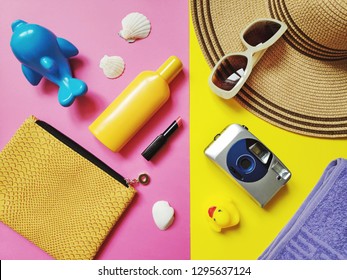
[141,117,183,161]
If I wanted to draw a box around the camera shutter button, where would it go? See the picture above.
[214,134,221,141]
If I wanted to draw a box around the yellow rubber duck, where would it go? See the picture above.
[207,201,240,232]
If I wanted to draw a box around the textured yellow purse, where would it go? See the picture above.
[0,116,136,260]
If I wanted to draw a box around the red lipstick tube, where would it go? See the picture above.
[141,117,183,161]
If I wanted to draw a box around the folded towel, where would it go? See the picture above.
[259,158,347,260]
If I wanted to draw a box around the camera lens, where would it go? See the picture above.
[237,155,255,174]
[240,158,252,169]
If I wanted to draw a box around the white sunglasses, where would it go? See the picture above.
[208,18,287,99]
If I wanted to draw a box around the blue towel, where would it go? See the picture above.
[259,158,347,260]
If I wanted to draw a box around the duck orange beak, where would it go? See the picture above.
[208,206,216,218]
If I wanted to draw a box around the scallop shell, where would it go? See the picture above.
[99,55,125,79]
[119,12,151,43]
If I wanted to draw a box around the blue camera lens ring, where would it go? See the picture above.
[236,154,256,174]
[226,138,269,182]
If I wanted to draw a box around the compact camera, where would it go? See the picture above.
[204,124,291,207]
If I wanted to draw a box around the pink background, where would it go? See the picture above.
[0,0,189,259]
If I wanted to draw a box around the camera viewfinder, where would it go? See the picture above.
[249,142,270,164]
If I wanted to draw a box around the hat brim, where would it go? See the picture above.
[191,0,347,138]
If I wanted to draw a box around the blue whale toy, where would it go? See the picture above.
[10,20,88,107]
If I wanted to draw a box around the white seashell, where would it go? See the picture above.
[119,12,151,43]
[152,201,175,231]
[99,55,125,79]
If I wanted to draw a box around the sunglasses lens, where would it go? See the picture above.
[243,20,281,46]
[211,55,248,91]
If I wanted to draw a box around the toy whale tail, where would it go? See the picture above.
[58,78,88,107]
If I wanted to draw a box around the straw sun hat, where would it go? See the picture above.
[191,0,347,138]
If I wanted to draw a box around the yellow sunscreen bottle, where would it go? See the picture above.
[89,56,183,152]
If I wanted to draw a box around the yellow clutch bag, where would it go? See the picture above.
[0,116,136,260]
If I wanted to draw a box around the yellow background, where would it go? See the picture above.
[189,17,347,259]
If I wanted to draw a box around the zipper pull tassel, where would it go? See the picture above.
[125,173,150,187]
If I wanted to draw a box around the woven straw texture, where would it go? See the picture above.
[191,0,347,138]
[0,116,136,260]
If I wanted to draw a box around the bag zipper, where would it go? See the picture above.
[36,120,129,188]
